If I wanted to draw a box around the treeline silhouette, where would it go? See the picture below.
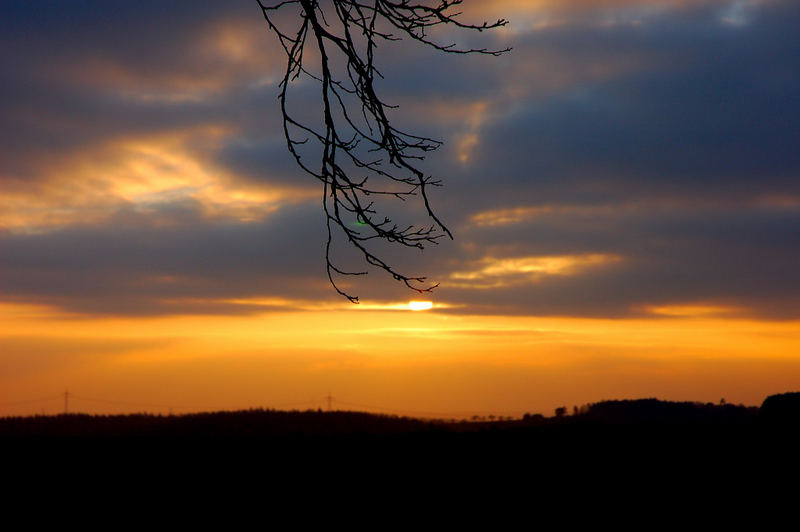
[2,392,798,438]
[6,393,800,492]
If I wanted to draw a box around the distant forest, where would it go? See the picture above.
[2,392,799,438]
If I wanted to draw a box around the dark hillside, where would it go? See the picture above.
[1,395,795,438]
[4,397,799,483]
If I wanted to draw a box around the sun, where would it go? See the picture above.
[408,301,434,311]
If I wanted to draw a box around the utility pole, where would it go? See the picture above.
[63,389,69,415]
[325,392,334,412]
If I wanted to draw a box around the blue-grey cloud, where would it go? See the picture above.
[0,201,332,315]
[2,0,799,318]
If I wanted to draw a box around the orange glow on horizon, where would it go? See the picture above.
[2,301,800,418]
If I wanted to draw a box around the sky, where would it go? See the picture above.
[2,0,799,417]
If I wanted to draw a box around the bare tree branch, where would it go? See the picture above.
[256,0,509,302]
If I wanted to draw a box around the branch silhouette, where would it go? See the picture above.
[256,0,509,302]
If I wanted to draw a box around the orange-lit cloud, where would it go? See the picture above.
[643,303,744,317]
[456,101,490,164]
[470,205,617,227]
[0,129,316,233]
[449,254,622,289]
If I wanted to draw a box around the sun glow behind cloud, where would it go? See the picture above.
[408,301,434,311]
[217,298,445,312]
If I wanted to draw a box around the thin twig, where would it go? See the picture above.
[256,0,509,301]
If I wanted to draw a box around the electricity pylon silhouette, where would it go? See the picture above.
[325,392,335,412]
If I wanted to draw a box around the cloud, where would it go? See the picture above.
[0,202,333,315]
[448,253,622,289]
[1,0,799,319]
[0,0,282,92]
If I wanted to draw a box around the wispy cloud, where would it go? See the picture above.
[450,254,622,289]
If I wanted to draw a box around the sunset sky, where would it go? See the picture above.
[2,0,799,417]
